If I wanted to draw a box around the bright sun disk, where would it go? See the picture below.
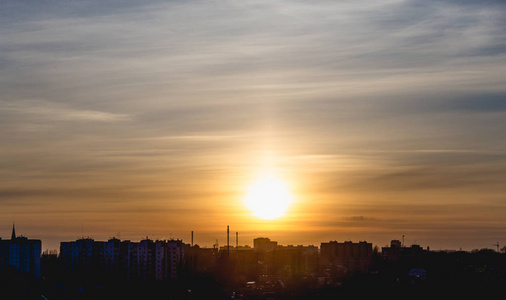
[244,175,292,220]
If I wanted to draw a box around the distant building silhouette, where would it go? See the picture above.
[382,240,427,262]
[269,244,319,280]
[0,224,41,278]
[60,237,184,280]
[254,237,278,252]
[320,241,373,273]
[219,245,253,252]
[185,244,218,274]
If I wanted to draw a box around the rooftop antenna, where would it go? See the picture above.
[191,231,194,247]
[236,231,238,251]
[402,235,405,247]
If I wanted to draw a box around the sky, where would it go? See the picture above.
[1,0,506,252]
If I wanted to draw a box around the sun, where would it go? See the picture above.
[244,175,293,220]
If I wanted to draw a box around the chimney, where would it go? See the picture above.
[227,226,230,255]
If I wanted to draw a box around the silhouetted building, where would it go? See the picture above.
[254,237,278,252]
[157,239,184,280]
[219,245,253,252]
[60,237,184,280]
[320,241,373,273]
[382,240,427,262]
[0,224,41,278]
[184,244,218,274]
[390,239,402,248]
[103,237,121,274]
[270,245,319,280]
[279,244,318,255]
[60,238,100,273]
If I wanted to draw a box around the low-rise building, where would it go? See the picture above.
[382,240,427,262]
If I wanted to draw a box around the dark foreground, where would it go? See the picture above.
[2,249,505,299]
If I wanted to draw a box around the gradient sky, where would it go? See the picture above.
[1,0,506,252]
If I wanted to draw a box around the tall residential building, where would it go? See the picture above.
[60,237,184,280]
[253,237,278,252]
[320,241,373,273]
[0,224,41,278]
[60,238,101,273]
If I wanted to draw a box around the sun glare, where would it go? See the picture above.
[244,175,293,220]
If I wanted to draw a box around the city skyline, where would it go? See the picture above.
[1,224,499,253]
[2,1,506,253]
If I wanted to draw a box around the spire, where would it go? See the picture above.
[11,222,16,240]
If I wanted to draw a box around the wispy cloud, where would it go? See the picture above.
[1,100,130,122]
[1,0,505,250]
